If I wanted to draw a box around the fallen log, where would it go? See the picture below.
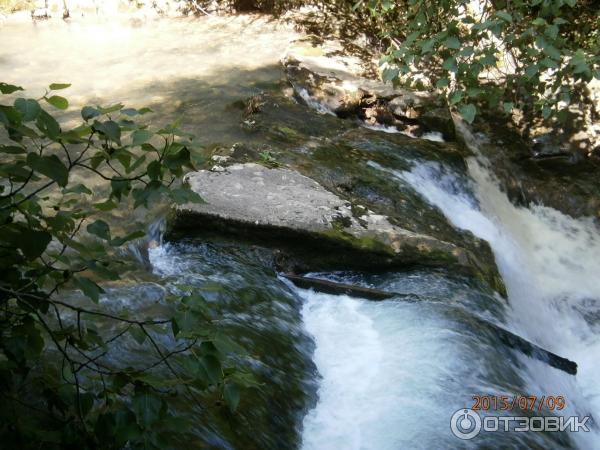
[283,273,577,375]
[492,324,577,375]
[282,273,416,300]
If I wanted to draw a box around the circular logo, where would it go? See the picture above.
[450,408,482,440]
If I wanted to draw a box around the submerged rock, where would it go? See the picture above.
[173,163,505,294]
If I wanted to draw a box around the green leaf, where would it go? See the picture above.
[132,393,163,428]
[542,105,552,119]
[13,124,40,140]
[14,98,41,121]
[36,109,61,139]
[458,46,474,57]
[542,44,561,60]
[442,36,460,49]
[120,108,139,116]
[458,103,477,124]
[131,129,152,146]
[147,160,162,180]
[466,87,484,98]
[213,333,245,356]
[97,103,124,114]
[494,11,512,23]
[132,180,166,208]
[114,149,132,171]
[173,308,200,336]
[224,383,240,412]
[200,355,222,385]
[525,64,539,79]
[46,212,73,233]
[17,229,52,259]
[420,38,436,53]
[137,107,153,115]
[435,78,449,89]
[503,102,513,114]
[110,230,145,247]
[544,24,559,40]
[110,178,131,201]
[26,153,69,187]
[81,106,100,121]
[170,187,204,205]
[87,260,120,281]
[87,220,111,241]
[79,392,95,417]
[448,90,464,105]
[129,326,146,345]
[0,83,24,94]
[74,276,104,303]
[45,95,69,110]
[382,67,399,82]
[127,154,147,174]
[63,183,92,195]
[442,56,457,72]
[49,83,71,91]
[93,120,121,144]
[93,199,118,211]
[541,58,559,69]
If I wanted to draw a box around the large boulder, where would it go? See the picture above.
[173,163,505,294]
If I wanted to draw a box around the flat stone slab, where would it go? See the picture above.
[176,163,504,293]
[181,163,445,248]
[184,163,352,232]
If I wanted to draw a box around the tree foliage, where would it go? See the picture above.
[355,0,599,123]
[0,83,252,449]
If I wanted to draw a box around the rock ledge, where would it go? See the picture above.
[174,163,505,294]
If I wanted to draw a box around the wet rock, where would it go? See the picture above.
[282,38,455,139]
[173,162,504,293]
[454,115,600,221]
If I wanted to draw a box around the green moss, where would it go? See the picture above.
[319,228,395,255]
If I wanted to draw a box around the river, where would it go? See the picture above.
[1,13,598,449]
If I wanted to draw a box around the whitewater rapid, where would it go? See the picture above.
[382,145,600,447]
[298,129,599,449]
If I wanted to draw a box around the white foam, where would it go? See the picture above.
[421,131,445,142]
[296,87,336,116]
[383,156,600,448]
[299,289,480,450]
[361,123,445,142]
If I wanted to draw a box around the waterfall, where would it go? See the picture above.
[380,129,600,448]
[298,286,485,450]
[299,125,599,449]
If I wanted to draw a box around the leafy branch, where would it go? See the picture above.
[0,82,251,449]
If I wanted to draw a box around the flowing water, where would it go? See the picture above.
[364,124,600,449]
[2,13,599,449]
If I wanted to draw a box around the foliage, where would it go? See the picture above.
[354,0,600,123]
[0,83,251,449]
[258,150,280,167]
